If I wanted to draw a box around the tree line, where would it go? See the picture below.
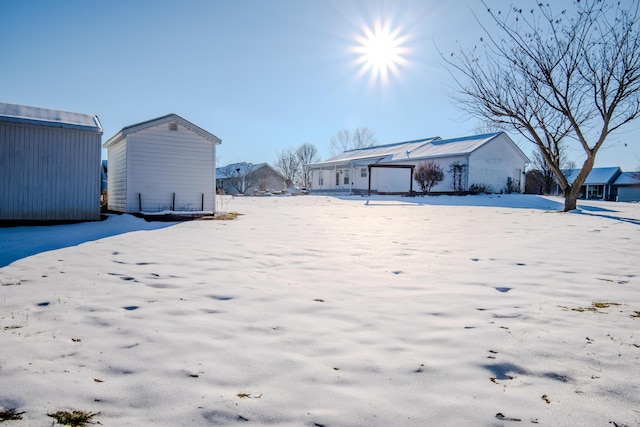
[273,126,376,188]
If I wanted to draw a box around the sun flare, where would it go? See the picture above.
[354,21,408,84]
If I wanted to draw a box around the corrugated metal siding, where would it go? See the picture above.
[125,124,215,212]
[0,122,100,220]
[106,139,127,212]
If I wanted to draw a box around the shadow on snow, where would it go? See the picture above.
[0,214,178,268]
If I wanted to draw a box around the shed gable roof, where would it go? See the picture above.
[103,113,221,148]
[0,102,102,133]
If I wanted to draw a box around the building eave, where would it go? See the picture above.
[104,113,222,148]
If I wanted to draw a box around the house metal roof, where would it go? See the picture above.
[613,171,640,186]
[331,137,441,162]
[394,133,506,161]
[0,102,102,133]
[307,132,528,168]
[103,113,221,147]
[563,167,622,185]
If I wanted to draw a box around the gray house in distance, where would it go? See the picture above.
[216,162,286,195]
[0,102,103,221]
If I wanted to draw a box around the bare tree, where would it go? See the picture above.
[274,147,300,187]
[444,1,640,211]
[219,163,261,195]
[529,148,571,195]
[414,161,445,194]
[296,142,320,189]
[472,120,504,135]
[330,127,377,155]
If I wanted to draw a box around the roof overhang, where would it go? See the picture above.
[103,113,221,148]
[0,102,102,133]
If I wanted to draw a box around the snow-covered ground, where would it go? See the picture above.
[1,194,639,426]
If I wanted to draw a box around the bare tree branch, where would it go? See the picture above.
[330,127,377,155]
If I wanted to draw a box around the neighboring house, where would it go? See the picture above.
[612,171,640,202]
[103,114,221,213]
[562,167,622,201]
[216,162,286,195]
[306,132,529,194]
[0,102,103,221]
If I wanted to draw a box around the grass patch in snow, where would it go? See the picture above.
[559,301,622,312]
[204,212,243,221]
[0,409,25,421]
[47,410,99,426]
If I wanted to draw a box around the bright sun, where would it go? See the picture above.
[354,21,408,84]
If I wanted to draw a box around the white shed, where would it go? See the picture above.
[103,114,221,214]
[0,102,103,221]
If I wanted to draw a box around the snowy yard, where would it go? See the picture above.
[1,194,639,426]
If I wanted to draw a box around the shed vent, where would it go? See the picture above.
[169,122,178,131]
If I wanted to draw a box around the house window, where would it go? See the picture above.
[361,168,367,178]
[336,172,340,186]
[344,170,350,185]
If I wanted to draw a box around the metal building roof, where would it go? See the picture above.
[307,132,528,168]
[613,171,640,186]
[396,133,504,161]
[563,167,622,185]
[0,102,102,133]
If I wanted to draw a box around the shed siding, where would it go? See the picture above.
[468,135,526,192]
[106,139,127,212]
[0,122,100,220]
[125,124,215,212]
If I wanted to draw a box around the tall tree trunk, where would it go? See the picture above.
[563,186,579,211]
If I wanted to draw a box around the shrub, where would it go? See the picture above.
[469,183,494,194]
[414,161,445,193]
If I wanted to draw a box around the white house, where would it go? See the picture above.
[103,114,221,213]
[0,102,103,221]
[306,132,529,195]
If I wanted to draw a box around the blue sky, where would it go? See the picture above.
[1,0,639,170]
